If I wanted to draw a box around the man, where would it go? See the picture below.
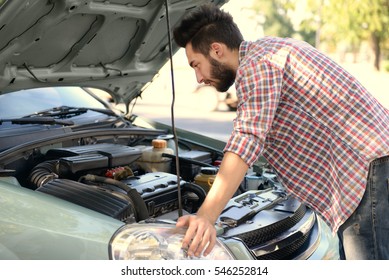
[173,4,389,259]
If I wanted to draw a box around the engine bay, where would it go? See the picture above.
[0,128,324,259]
[1,130,221,223]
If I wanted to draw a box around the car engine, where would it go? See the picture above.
[26,142,208,222]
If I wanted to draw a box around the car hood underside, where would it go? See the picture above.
[0,0,227,106]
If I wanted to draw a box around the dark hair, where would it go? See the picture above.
[173,4,243,56]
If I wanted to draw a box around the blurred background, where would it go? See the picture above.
[129,0,389,142]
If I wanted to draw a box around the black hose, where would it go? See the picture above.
[182,182,207,211]
[79,174,149,221]
[28,160,60,189]
[29,160,149,221]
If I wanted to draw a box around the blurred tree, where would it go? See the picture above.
[303,0,389,70]
[253,0,389,70]
[251,0,318,46]
[251,0,296,38]
[299,0,324,48]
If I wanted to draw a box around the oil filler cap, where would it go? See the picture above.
[200,166,218,175]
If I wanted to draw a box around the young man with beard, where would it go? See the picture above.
[173,4,389,259]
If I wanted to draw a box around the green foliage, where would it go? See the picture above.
[320,0,387,41]
[251,0,389,69]
[251,0,317,45]
[252,0,295,38]
[320,0,389,69]
[384,60,389,72]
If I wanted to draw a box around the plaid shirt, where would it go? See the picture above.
[224,37,389,232]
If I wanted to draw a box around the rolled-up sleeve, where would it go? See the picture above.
[224,59,284,167]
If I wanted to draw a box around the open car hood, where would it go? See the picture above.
[0,0,227,106]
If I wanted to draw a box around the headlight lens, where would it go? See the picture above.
[109,223,235,260]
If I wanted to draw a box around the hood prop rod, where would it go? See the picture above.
[164,0,183,218]
[23,63,47,83]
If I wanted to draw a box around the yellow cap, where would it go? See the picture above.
[152,139,167,149]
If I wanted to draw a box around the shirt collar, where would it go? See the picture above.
[238,41,251,64]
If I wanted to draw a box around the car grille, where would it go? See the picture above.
[256,232,310,260]
[219,189,318,260]
[237,204,306,247]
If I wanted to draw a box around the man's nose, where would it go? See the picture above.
[195,69,204,84]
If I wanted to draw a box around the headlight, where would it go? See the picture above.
[109,223,235,260]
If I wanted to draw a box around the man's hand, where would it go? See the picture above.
[176,152,249,258]
[176,214,217,257]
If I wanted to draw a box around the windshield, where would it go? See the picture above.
[0,87,107,118]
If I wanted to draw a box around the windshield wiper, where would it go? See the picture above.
[0,116,74,126]
[24,106,117,118]
[0,106,119,126]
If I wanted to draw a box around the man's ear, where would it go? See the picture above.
[210,42,223,58]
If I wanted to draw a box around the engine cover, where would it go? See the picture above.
[37,178,136,222]
[46,143,142,174]
[35,171,202,222]
[122,172,187,217]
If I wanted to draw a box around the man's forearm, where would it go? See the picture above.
[197,151,249,222]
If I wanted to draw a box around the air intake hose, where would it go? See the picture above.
[79,174,149,221]
[28,160,60,189]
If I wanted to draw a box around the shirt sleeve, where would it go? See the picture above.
[224,59,284,167]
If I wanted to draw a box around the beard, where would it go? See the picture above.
[209,57,236,92]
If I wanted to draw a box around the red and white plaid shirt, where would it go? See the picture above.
[224,37,389,232]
